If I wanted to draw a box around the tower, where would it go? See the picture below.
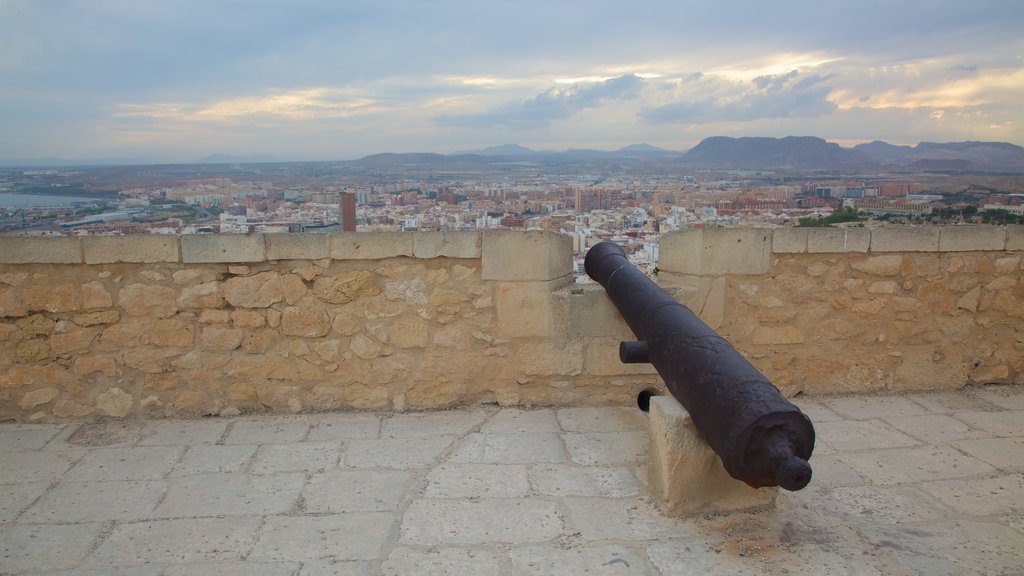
[340,191,357,232]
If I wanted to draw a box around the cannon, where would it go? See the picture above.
[584,241,814,491]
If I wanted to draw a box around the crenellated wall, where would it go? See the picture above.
[0,226,1021,421]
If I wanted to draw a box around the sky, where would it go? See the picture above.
[1,0,1022,163]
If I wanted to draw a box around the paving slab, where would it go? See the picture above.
[881,413,992,444]
[528,464,640,497]
[303,469,411,512]
[556,406,647,432]
[837,445,997,485]
[400,498,563,545]
[163,562,301,576]
[250,513,395,562]
[381,547,502,576]
[223,418,312,444]
[0,522,104,574]
[480,407,561,433]
[171,444,258,476]
[62,445,184,481]
[448,432,565,464]
[84,517,262,567]
[0,450,78,484]
[814,419,921,451]
[563,431,648,466]
[299,559,377,575]
[0,481,50,523]
[862,520,1024,576]
[907,390,1002,414]
[510,544,650,575]
[22,480,165,523]
[919,474,1024,516]
[973,384,1024,410]
[308,413,382,440]
[954,410,1024,437]
[822,395,931,419]
[139,419,230,446]
[796,484,951,524]
[380,409,490,438]
[563,497,700,541]
[423,463,530,498]
[154,472,305,517]
[953,437,1024,473]
[251,441,342,474]
[0,423,66,451]
[344,436,456,468]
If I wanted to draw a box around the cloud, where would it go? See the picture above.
[436,74,644,129]
[642,70,837,124]
[115,88,382,123]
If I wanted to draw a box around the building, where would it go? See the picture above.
[340,192,357,232]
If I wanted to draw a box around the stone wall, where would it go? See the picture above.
[0,226,1021,420]
[658,226,1023,395]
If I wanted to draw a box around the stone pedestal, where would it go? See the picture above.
[647,395,777,516]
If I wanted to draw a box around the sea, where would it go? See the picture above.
[0,192,104,208]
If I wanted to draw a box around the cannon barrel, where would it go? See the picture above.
[584,241,814,491]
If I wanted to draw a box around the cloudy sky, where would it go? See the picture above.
[1,0,1022,162]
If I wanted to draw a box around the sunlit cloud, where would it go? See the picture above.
[116,88,382,123]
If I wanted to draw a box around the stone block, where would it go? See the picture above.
[400,498,563,545]
[330,232,413,260]
[807,227,870,253]
[647,396,777,515]
[265,233,329,260]
[568,284,633,338]
[413,231,481,258]
[0,236,80,264]
[482,230,572,281]
[182,234,265,263]
[772,227,808,253]
[938,226,1006,252]
[870,227,939,252]
[496,281,558,337]
[82,235,179,264]
[1007,225,1024,250]
[659,228,770,275]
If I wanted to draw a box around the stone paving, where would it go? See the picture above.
[1,385,1023,575]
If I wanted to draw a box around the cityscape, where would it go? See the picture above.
[2,137,1022,278]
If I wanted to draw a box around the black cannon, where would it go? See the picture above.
[584,241,814,491]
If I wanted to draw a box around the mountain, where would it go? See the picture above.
[617,143,672,153]
[682,136,875,169]
[455,144,536,156]
[683,136,1024,172]
[195,153,282,164]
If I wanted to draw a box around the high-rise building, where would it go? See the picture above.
[340,192,357,232]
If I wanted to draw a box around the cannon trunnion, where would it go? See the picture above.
[584,241,814,491]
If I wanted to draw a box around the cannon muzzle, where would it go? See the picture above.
[584,241,814,491]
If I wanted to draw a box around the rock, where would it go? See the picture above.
[50,328,97,354]
[96,387,133,417]
[16,339,51,362]
[177,282,223,309]
[23,283,80,313]
[16,314,56,336]
[52,398,95,418]
[350,334,384,359]
[19,387,60,409]
[849,255,903,277]
[223,272,286,308]
[74,355,118,377]
[98,322,150,349]
[72,310,121,327]
[200,326,244,351]
[0,289,27,317]
[144,373,184,391]
[752,326,804,345]
[281,302,331,337]
[314,271,380,304]
[230,310,265,328]
[151,319,195,347]
[389,320,429,348]
[118,284,177,317]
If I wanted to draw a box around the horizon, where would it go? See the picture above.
[2,1,1022,164]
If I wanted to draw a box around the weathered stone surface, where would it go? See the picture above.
[660,228,771,275]
[19,387,60,409]
[144,372,184,391]
[223,272,286,308]
[330,231,414,259]
[496,282,554,337]
[16,313,55,336]
[75,355,118,377]
[384,278,428,305]
[482,230,572,281]
[96,387,134,417]
[98,321,149,349]
[751,326,804,345]
[314,271,381,304]
[772,228,808,253]
[849,254,903,276]
[414,231,481,258]
[83,235,179,263]
[148,319,195,347]
[871,227,940,252]
[388,320,429,348]
[230,309,265,328]
[50,328,97,354]
[939,225,1006,252]
[121,348,183,373]
[182,233,265,263]
[119,284,177,317]
[350,334,384,359]
[24,283,80,313]
[265,233,329,260]
[243,329,280,354]
[281,302,331,337]
[0,236,80,263]
[200,326,244,351]
[807,227,871,253]
[16,338,51,361]
[177,282,223,309]
[0,289,27,317]
[517,341,583,377]
[72,310,120,327]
